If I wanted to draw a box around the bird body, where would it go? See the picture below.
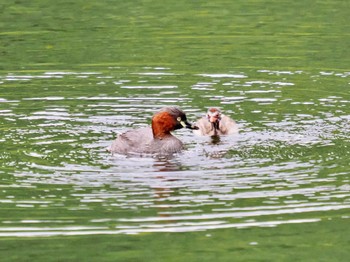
[108,107,197,155]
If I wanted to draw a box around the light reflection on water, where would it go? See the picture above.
[0,68,349,237]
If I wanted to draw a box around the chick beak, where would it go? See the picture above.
[180,120,199,130]
[209,115,221,123]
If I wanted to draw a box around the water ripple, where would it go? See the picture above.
[1,68,349,237]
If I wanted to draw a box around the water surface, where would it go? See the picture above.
[0,0,349,261]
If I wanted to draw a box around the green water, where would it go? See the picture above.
[1,0,350,261]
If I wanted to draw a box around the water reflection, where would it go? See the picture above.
[0,68,349,237]
[210,135,221,145]
[153,159,183,172]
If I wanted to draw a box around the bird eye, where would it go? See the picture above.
[177,117,182,122]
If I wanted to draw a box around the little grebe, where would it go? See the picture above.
[108,107,198,155]
[193,107,238,136]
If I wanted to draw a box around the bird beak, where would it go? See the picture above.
[209,115,221,123]
[180,120,199,130]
